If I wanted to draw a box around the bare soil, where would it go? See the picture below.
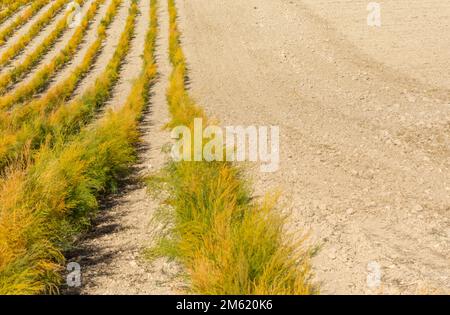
[175,0,450,294]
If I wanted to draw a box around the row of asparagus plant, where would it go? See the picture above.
[0,0,153,294]
[0,0,52,46]
[0,0,123,171]
[0,0,105,107]
[0,0,89,94]
[0,0,33,25]
[0,0,72,68]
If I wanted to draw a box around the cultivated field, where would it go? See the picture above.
[0,0,448,295]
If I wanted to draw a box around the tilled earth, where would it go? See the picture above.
[176,0,450,294]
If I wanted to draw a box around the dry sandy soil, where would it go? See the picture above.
[176,0,450,294]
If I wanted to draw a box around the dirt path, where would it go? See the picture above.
[176,0,450,294]
[71,0,183,295]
